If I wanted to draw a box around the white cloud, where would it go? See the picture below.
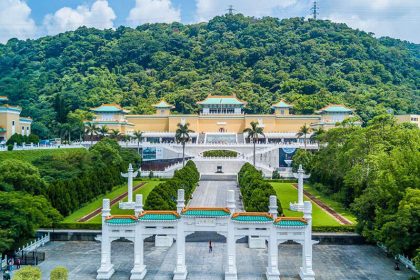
[127,0,181,25]
[195,0,297,22]
[43,0,116,35]
[0,0,36,43]
[322,0,420,43]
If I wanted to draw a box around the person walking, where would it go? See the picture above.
[208,240,213,253]
[15,258,20,270]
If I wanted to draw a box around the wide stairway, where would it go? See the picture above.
[237,133,245,144]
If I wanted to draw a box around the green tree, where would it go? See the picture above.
[109,129,121,139]
[84,123,99,146]
[132,130,144,155]
[243,121,264,166]
[175,123,194,167]
[98,126,109,139]
[296,124,311,150]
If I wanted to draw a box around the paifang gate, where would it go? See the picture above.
[96,189,315,280]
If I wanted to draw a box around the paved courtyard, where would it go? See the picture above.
[189,180,244,211]
[35,241,415,280]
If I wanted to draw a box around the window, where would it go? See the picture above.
[411,117,418,122]
[12,121,15,126]
[280,109,284,115]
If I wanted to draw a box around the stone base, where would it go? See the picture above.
[265,267,280,280]
[130,265,147,280]
[248,236,266,249]
[299,267,315,280]
[173,266,187,280]
[155,235,174,247]
[225,270,238,280]
[97,264,115,279]
[119,202,135,209]
[289,202,304,212]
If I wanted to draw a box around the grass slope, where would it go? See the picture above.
[271,182,341,227]
[0,148,85,163]
[62,180,160,224]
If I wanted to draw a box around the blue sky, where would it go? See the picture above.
[1,0,419,43]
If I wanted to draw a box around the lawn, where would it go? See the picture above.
[0,148,85,163]
[270,183,341,227]
[303,184,357,223]
[62,180,161,224]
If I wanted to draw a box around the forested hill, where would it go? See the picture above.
[0,15,419,138]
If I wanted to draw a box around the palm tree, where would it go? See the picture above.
[84,123,99,146]
[310,127,325,150]
[296,124,312,150]
[98,126,109,138]
[175,123,194,167]
[133,130,144,155]
[243,121,265,166]
[122,134,131,147]
[110,129,121,140]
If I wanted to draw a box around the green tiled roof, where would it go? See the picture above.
[106,218,137,225]
[182,209,230,217]
[198,96,245,105]
[0,96,8,102]
[91,105,124,113]
[0,128,6,132]
[319,105,352,113]
[138,213,179,221]
[232,214,273,223]
[272,100,292,108]
[153,101,173,108]
[274,220,307,227]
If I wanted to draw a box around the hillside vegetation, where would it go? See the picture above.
[0,15,419,138]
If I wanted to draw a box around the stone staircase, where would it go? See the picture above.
[237,133,245,144]
[198,133,206,144]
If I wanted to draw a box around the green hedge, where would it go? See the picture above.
[312,225,356,232]
[50,266,68,280]
[12,266,41,280]
[238,163,282,214]
[55,222,101,230]
[145,161,199,210]
[265,179,297,183]
[202,150,238,157]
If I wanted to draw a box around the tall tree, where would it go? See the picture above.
[98,126,109,139]
[296,124,312,150]
[133,130,144,155]
[110,129,121,140]
[243,121,265,166]
[84,123,99,146]
[310,127,325,150]
[175,123,194,167]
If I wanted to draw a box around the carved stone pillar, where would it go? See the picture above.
[266,195,280,280]
[299,201,315,280]
[97,199,115,279]
[225,190,237,280]
[174,189,187,280]
[131,224,146,280]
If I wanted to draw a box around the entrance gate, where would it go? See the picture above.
[97,190,315,280]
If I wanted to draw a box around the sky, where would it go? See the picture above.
[0,0,419,44]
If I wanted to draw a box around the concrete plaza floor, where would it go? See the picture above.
[35,241,416,280]
[189,180,244,211]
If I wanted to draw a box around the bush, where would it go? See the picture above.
[202,150,238,157]
[145,160,199,210]
[312,225,356,232]
[56,222,101,229]
[238,163,282,214]
[272,170,280,179]
[50,266,68,280]
[7,144,13,151]
[12,266,41,280]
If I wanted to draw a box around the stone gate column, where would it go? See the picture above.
[131,195,146,280]
[297,165,304,207]
[266,196,280,280]
[121,163,138,203]
[299,201,315,280]
[97,199,115,279]
[174,189,187,280]
[225,190,237,280]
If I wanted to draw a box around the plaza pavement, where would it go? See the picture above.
[35,241,416,280]
[189,180,244,211]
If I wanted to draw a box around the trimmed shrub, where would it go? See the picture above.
[202,150,238,157]
[50,266,68,280]
[144,160,199,210]
[238,163,282,214]
[12,266,41,280]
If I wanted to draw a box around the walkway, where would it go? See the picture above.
[189,180,244,211]
[293,184,352,225]
[77,182,145,222]
[35,241,416,280]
